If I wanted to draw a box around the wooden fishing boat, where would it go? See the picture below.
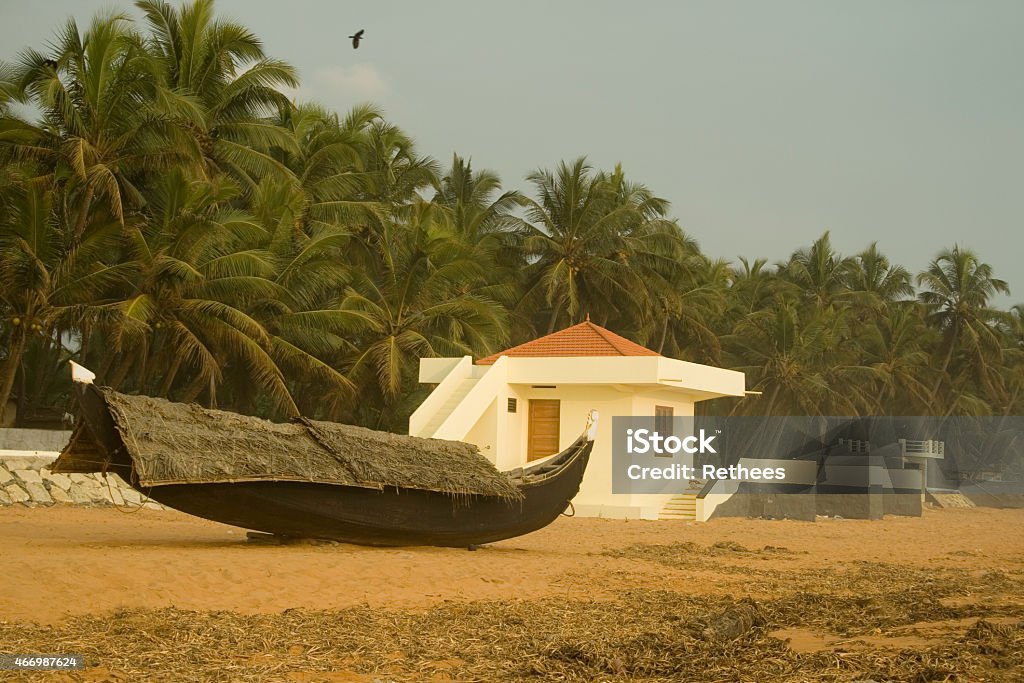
[53,364,596,547]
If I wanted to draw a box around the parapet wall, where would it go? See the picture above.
[0,449,164,510]
[0,428,72,452]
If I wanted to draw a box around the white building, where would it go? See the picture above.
[409,321,746,520]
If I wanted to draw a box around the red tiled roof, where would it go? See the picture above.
[476,321,661,365]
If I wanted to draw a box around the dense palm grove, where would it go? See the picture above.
[1,1,1023,430]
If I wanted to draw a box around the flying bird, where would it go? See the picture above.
[349,29,365,49]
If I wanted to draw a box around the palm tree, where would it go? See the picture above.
[520,158,685,334]
[726,257,790,316]
[844,242,915,361]
[917,246,1010,410]
[431,154,528,310]
[858,303,934,413]
[0,181,56,420]
[0,178,129,421]
[723,298,874,416]
[0,60,16,117]
[242,173,373,419]
[847,242,914,309]
[1001,304,1024,415]
[136,0,299,188]
[779,231,854,310]
[274,102,385,235]
[5,12,194,242]
[338,204,507,428]
[358,118,439,207]
[100,170,311,417]
[653,255,729,363]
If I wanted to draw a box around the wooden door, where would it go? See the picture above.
[527,399,561,461]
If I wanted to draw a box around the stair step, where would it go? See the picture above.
[928,492,976,509]
[420,378,480,436]
[659,492,700,521]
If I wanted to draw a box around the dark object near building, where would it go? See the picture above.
[53,380,595,547]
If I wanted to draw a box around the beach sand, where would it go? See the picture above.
[2,505,1022,623]
[1,506,1022,680]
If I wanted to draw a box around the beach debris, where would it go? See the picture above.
[245,532,342,547]
[1,541,1023,681]
[246,531,283,545]
[700,598,764,640]
[1,583,1021,682]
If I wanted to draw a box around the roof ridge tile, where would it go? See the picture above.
[476,321,659,364]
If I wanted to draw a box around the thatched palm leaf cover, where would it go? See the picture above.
[59,388,522,500]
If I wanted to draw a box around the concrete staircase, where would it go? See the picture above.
[659,493,698,520]
[419,378,479,438]
[927,491,976,509]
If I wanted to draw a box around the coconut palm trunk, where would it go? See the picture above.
[930,322,959,410]
[0,327,27,423]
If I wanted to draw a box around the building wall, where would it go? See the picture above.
[463,397,499,464]
[534,386,635,517]
[503,385,525,471]
[415,355,744,520]
[630,392,696,418]
[499,356,745,399]
[623,393,699,519]
[487,386,701,519]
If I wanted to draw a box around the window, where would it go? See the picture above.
[655,405,674,436]
[507,398,518,413]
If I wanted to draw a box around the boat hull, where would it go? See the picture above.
[138,459,586,546]
[70,384,592,547]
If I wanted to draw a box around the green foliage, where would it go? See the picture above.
[1,0,1022,428]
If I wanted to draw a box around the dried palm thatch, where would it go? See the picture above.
[299,417,521,500]
[54,387,521,500]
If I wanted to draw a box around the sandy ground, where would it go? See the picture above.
[2,505,1022,625]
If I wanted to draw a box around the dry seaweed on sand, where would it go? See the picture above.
[1,589,1022,683]
[607,542,1024,636]
[603,540,804,568]
[53,387,521,500]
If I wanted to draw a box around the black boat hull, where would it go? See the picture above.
[71,384,593,546]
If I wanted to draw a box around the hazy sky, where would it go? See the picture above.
[2,1,1022,303]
